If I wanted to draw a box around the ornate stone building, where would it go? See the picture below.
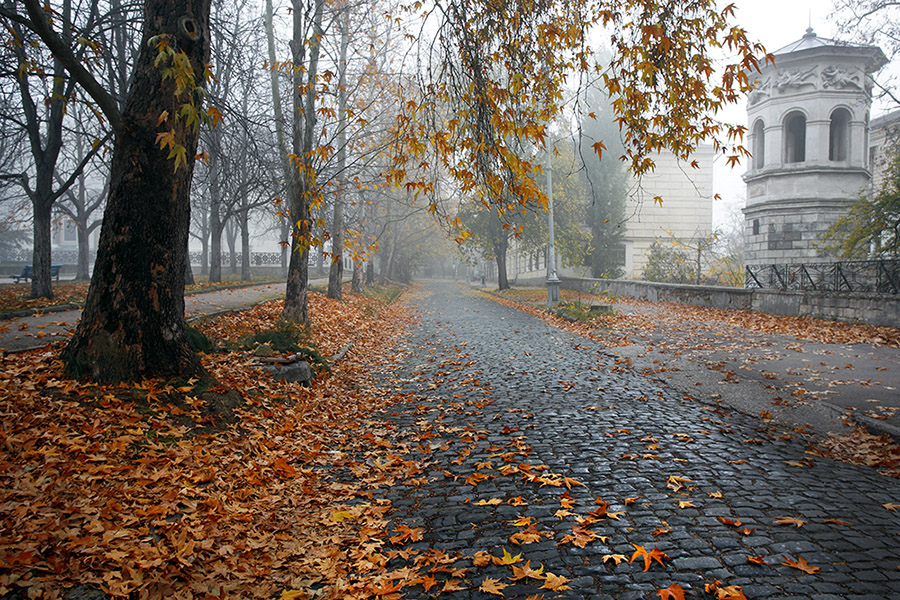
[743,28,888,266]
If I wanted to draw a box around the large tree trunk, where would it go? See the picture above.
[62,0,211,382]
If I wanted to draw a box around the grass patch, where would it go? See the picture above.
[233,317,328,371]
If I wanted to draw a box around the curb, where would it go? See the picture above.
[0,303,81,321]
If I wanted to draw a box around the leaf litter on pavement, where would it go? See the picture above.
[488,287,900,478]
[1,283,894,599]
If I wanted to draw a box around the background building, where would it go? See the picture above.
[743,28,888,266]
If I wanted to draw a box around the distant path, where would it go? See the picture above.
[0,281,289,353]
[380,281,900,599]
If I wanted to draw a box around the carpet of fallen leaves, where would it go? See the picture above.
[0,280,280,315]
[0,289,439,599]
[0,282,92,314]
[493,287,900,348]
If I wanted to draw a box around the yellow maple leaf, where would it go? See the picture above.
[492,547,522,566]
[602,554,627,565]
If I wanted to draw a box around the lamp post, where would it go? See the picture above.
[546,135,560,306]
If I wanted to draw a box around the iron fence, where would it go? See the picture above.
[745,260,900,294]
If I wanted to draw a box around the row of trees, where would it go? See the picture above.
[1,0,768,382]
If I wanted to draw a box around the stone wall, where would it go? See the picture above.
[512,276,900,328]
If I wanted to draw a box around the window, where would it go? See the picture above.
[752,219,760,236]
[784,111,806,163]
[829,108,851,161]
[751,119,765,169]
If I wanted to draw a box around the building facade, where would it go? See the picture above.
[743,28,888,266]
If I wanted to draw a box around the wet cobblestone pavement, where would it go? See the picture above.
[377,283,900,599]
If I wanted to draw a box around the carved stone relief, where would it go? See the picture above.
[775,67,818,93]
[821,65,862,89]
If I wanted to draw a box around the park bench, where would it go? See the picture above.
[9,265,62,284]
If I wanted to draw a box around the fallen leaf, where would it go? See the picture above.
[781,554,820,575]
[747,555,767,565]
[657,583,686,600]
[678,500,695,509]
[510,560,545,581]
[493,547,522,566]
[773,516,807,527]
[479,577,509,596]
[630,544,669,571]
[540,572,571,591]
[884,503,898,512]
[602,554,627,565]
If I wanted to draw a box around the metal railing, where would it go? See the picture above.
[745,260,900,294]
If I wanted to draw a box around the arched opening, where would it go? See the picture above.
[751,119,765,169]
[829,108,851,161]
[784,111,806,164]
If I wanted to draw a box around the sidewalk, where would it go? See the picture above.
[0,280,313,353]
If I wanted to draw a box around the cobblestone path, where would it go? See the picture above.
[378,283,900,600]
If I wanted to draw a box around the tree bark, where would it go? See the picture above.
[327,3,350,300]
[62,0,211,382]
[351,259,363,293]
[283,0,325,323]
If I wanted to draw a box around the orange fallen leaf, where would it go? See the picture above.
[823,518,852,526]
[540,572,571,591]
[602,554,627,565]
[773,516,807,527]
[479,577,509,596]
[781,554,820,575]
[510,560,545,581]
[657,583,686,600]
[884,503,898,511]
[678,500,695,509]
[747,555,767,565]
[630,544,669,571]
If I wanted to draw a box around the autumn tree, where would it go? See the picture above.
[392,0,767,235]
[0,1,120,298]
[8,0,215,381]
[823,143,900,258]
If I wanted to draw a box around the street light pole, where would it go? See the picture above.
[546,135,560,306]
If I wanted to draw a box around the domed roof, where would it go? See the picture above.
[773,27,888,71]
[774,27,841,55]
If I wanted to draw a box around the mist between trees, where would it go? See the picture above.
[1,0,768,381]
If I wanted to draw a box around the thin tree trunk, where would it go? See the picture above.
[30,201,54,298]
[283,0,325,323]
[351,259,363,293]
[62,0,211,382]
[327,3,349,300]
[240,210,250,281]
